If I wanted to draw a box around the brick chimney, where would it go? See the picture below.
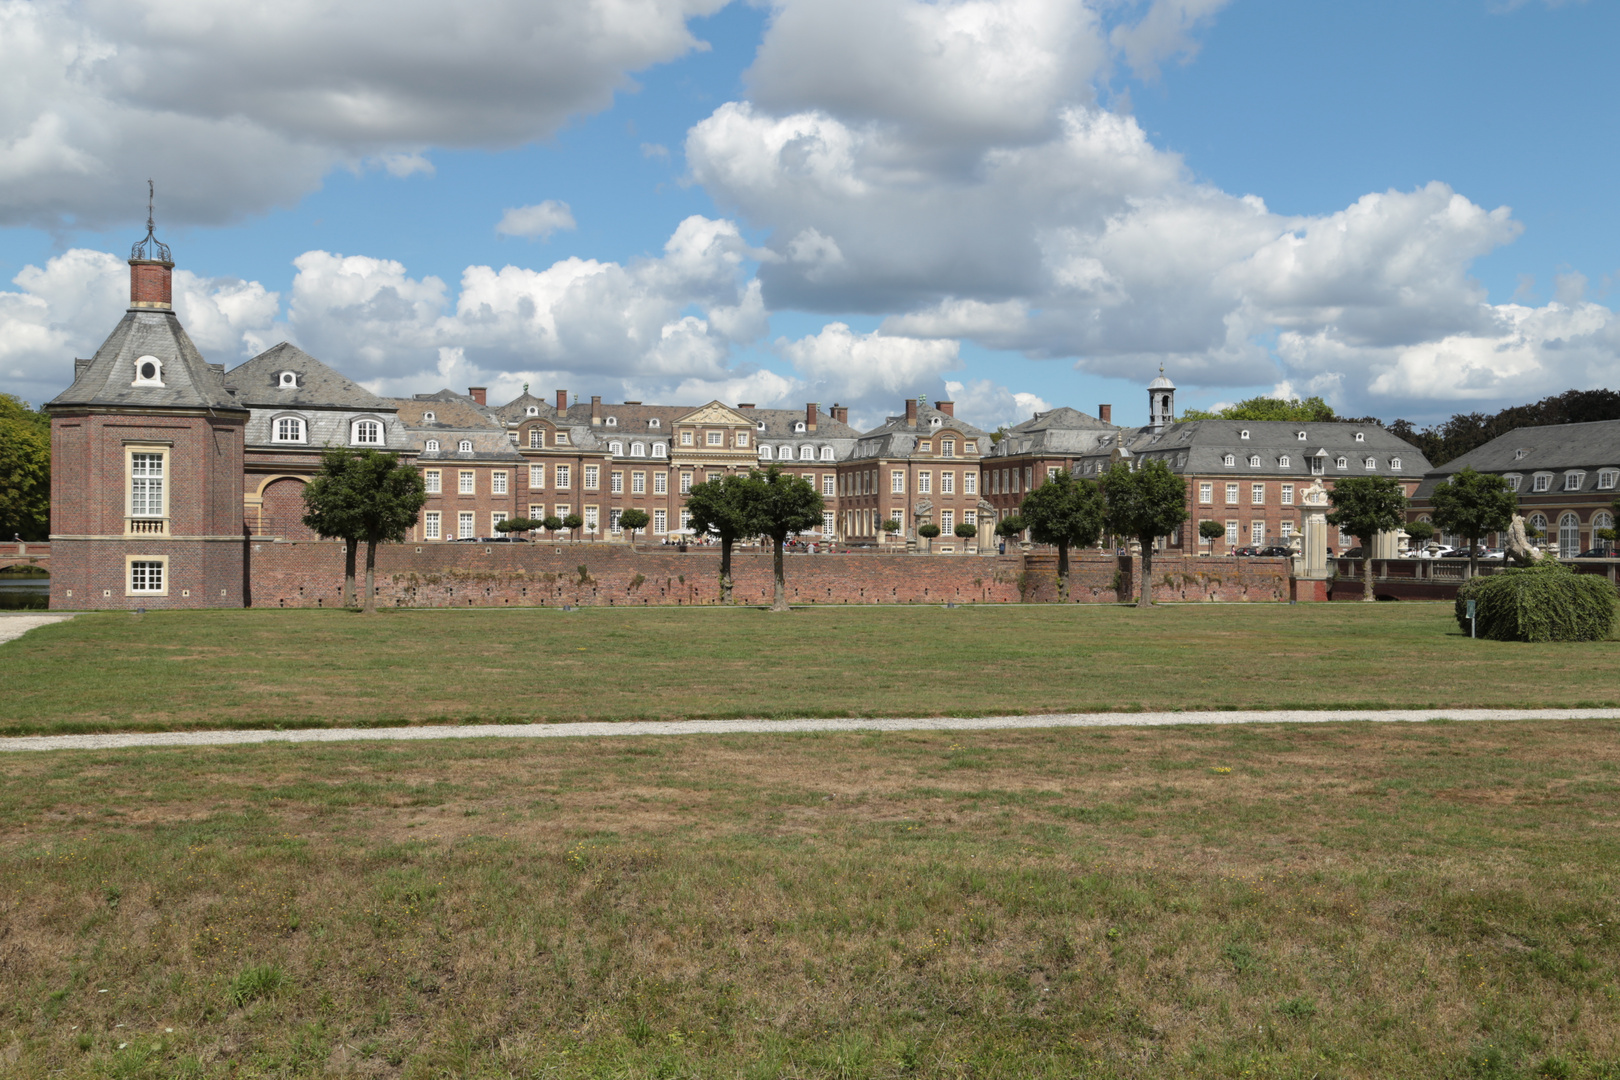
[467,387,487,406]
[590,395,602,425]
[736,403,755,410]
[934,400,954,417]
[555,389,568,415]
[806,402,819,432]
[129,259,173,311]
[831,404,847,424]
[1099,404,1112,424]
[905,398,918,427]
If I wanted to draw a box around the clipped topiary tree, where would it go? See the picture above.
[542,515,563,542]
[617,507,650,550]
[954,522,977,539]
[1404,520,1435,549]
[1198,519,1224,548]
[1454,559,1617,642]
[917,522,941,552]
[562,512,583,541]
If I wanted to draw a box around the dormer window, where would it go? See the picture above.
[1391,457,1402,470]
[609,441,623,455]
[606,416,618,427]
[1598,469,1618,491]
[1532,473,1551,492]
[799,445,814,461]
[132,355,164,387]
[1565,471,1585,491]
[930,417,942,427]
[458,439,473,453]
[1240,430,1250,440]
[425,439,440,452]
[652,443,666,458]
[757,421,766,431]
[1515,448,1527,460]
[760,445,773,460]
[273,416,306,443]
[631,443,647,457]
[821,446,834,461]
[1278,454,1290,469]
[649,418,660,428]
[1336,457,1348,470]
[1223,454,1235,467]
[423,411,435,423]
[1248,455,1261,467]
[278,371,298,388]
[351,419,381,445]
[794,421,806,433]
[526,406,539,416]
[1296,431,1307,441]
[1364,456,1377,469]
[1504,473,1522,492]
[507,432,518,444]
[556,432,569,446]
[1354,432,1365,443]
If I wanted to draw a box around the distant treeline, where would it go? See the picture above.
[1382,389,1620,467]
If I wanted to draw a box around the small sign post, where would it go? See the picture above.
[1467,598,1477,639]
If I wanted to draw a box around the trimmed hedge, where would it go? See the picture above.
[1454,559,1617,642]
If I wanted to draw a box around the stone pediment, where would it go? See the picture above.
[676,401,750,426]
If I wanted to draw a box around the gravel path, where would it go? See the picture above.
[0,613,73,646]
[3,708,1618,753]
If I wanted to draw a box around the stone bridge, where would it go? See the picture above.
[0,543,49,573]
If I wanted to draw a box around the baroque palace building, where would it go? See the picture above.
[46,231,1442,609]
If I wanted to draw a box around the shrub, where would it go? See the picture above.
[1455,559,1617,642]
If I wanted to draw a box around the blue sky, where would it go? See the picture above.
[3,0,1615,431]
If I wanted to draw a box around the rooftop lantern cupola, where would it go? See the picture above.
[129,180,174,312]
[1147,365,1176,434]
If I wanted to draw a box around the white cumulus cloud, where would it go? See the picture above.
[495,201,578,240]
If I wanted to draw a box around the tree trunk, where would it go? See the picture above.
[1362,549,1375,602]
[1056,542,1069,602]
[363,540,378,615]
[719,538,734,604]
[1137,536,1154,607]
[343,537,358,608]
[1467,535,1479,581]
[770,535,789,612]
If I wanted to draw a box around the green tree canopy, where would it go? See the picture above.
[302,448,427,613]
[1198,519,1225,544]
[1326,475,1409,601]
[1178,395,1338,423]
[1101,459,1189,607]
[1019,470,1104,599]
[954,522,977,539]
[0,394,51,542]
[685,472,763,603]
[1429,466,1517,578]
[746,465,824,612]
[617,507,650,549]
[995,515,1026,538]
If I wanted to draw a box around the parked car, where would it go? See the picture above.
[1231,545,1261,557]
[1256,546,1293,557]
[1340,546,1364,560]
[1573,548,1616,559]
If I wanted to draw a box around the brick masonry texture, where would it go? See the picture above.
[245,543,1293,608]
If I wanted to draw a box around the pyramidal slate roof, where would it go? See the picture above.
[48,309,243,412]
[987,407,1118,458]
[226,343,391,410]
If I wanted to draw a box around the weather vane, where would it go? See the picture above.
[131,179,172,263]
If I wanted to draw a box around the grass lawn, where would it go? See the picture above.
[3,720,1620,1077]
[1,603,1617,737]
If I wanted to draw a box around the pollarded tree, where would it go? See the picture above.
[1020,470,1104,600]
[746,465,825,612]
[617,508,650,551]
[1326,475,1409,602]
[996,515,1026,542]
[1101,458,1189,608]
[542,515,563,542]
[1404,520,1436,551]
[302,448,427,613]
[563,513,583,542]
[685,472,762,604]
[1198,519,1224,549]
[1429,466,1517,579]
[954,522,978,542]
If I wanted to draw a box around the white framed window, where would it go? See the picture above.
[798,445,813,461]
[425,439,440,453]
[680,472,692,494]
[606,416,618,427]
[654,472,667,494]
[530,428,543,448]
[609,508,623,533]
[794,421,806,433]
[278,371,297,388]
[1529,512,1548,538]
[1223,454,1236,467]
[423,411,435,422]
[964,510,977,526]
[1199,482,1213,504]
[1390,457,1402,470]
[459,470,475,494]
[132,356,164,386]
[1281,483,1294,505]
[556,503,571,520]
[1278,455,1290,469]
[822,474,835,496]
[892,471,905,494]
[649,418,661,429]
[273,416,306,443]
[492,511,507,532]
[1240,430,1250,440]
[760,446,773,460]
[1024,467,1033,490]
[1225,483,1238,504]
[1336,457,1348,470]
[1594,511,1614,551]
[941,510,954,532]
[555,431,569,445]
[527,406,539,416]
[584,506,599,532]
[458,512,475,539]
[610,470,624,494]
[820,446,834,461]
[942,471,955,494]
[1564,471,1585,491]
[1597,469,1618,490]
[652,444,667,458]
[609,441,623,455]
[1225,520,1239,545]
[1355,432,1365,442]
[632,471,646,495]
[918,471,932,494]
[963,472,976,495]
[129,450,166,519]
[631,443,647,457]
[507,432,519,444]
[681,430,694,446]
[530,464,544,488]
[1364,456,1377,469]
[1251,520,1265,544]
[128,557,167,595]
[556,465,571,489]
[424,512,441,540]
[822,510,835,538]
[1560,512,1581,558]
[352,419,381,445]
[1297,431,1307,441]
[1504,473,1522,491]
[1251,483,1265,505]
[492,471,508,495]
[654,509,667,534]
[942,439,955,457]
[459,439,473,453]
[680,509,692,531]
[1280,520,1294,538]
[919,441,932,454]
[737,432,749,448]
[1532,473,1551,492]
[1248,455,1261,467]
[706,431,723,446]
[584,465,599,489]
[1048,466,1061,481]
[424,470,441,494]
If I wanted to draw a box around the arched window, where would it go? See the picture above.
[1223,454,1235,467]
[759,445,773,460]
[278,371,297,388]
[458,439,473,453]
[649,418,661,428]
[1560,512,1581,558]
[423,411,435,422]
[352,419,381,445]
[609,441,623,455]
[1278,455,1290,468]
[1564,471,1586,491]
[631,443,647,457]
[652,444,666,458]
[529,428,543,448]
[799,445,814,461]
[1529,512,1549,540]
[273,416,306,443]
[1595,511,1615,553]
[1364,457,1377,469]
[821,446,835,461]
[1336,457,1347,470]
[1391,457,1401,470]
[1239,430,1250,440]
[1248,455,1261,467]
[425,439,440,452]
[606,416,618,427]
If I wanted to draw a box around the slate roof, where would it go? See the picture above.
[1412,419,1620,498]
[48,309,244,412]
[849,403,991,461]
[391,395,505,432]
[226,343,391,410]
[743,407,861,441]
[986,407,1118,459]
[1118,420,1431,479]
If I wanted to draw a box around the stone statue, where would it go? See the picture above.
[1302,478,1329,507]
[1504,513,1541,566]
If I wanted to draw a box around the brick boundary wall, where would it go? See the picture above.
[245,542,1294,608]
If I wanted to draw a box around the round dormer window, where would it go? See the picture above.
[132,355,163,386]
[527,406,539,416]
[279,371,297,388]
[423,411,436,423]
